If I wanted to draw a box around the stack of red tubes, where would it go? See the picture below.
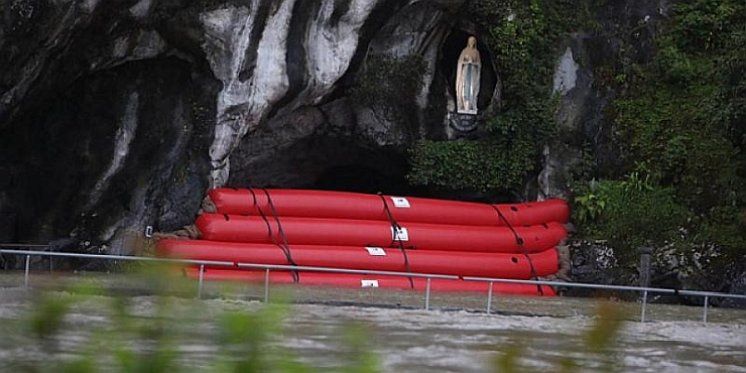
[157,189,570,296]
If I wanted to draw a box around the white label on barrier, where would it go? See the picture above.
[392,226,409,241]
[365,247,387,256]
[391,197,410,208]
[361,280,379,288]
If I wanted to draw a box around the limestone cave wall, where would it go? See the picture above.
[0,0,665,253]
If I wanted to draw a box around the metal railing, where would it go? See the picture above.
[1,248,744,323]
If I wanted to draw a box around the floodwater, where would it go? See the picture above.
[0,273,744,372]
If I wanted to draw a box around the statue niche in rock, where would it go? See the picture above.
[451,36,481,132]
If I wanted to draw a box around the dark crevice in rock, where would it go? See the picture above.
[157,6,218,79]
[267,0,317,118]
[238,1,272,82]
[328,0,351,28]
[331,0,408,97]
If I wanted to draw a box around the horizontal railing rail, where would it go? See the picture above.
[1,248,744,323]
[0,248,236,266]
[463,276,679,294]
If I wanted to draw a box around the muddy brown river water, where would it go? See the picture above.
[0,273,744,372]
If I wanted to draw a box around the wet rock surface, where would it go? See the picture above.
[0,0,482,246]
[569,241,746,306]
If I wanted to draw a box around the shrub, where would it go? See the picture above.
[573,174,690,260]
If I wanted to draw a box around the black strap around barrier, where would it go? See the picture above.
[246,186,299,283]
[491,204,543,295]
[378,193,414,289]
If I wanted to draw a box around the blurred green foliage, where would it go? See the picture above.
[7,265,389,373]
[13,277,627,373]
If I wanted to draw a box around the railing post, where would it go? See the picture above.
[24,255,30,288]
[197,264,205,299]
[424,277,431,310]
[640,290,648,323]
[264,268,270,303]
[486,281,494,314]
[638,246,652,288]
[702,296,709,323]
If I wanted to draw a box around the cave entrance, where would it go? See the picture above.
[312,164,411,195]
[228,135,417,196]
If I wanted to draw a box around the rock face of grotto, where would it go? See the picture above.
[2,0,740,300]
[0,0,504,249]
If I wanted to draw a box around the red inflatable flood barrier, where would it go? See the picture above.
[208,188,569,227]
[195,214,566,253]
[157,239,559,279]
[183,267,556,296]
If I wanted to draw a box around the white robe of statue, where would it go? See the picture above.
[455,36,481,115]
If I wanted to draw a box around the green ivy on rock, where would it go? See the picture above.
[409,98,555,192]
[408,0,595,193]
[351,54,427,142]
[576,0,745,263]
[610,0,744,208]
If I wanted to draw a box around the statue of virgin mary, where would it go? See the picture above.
[455,36,481,115]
